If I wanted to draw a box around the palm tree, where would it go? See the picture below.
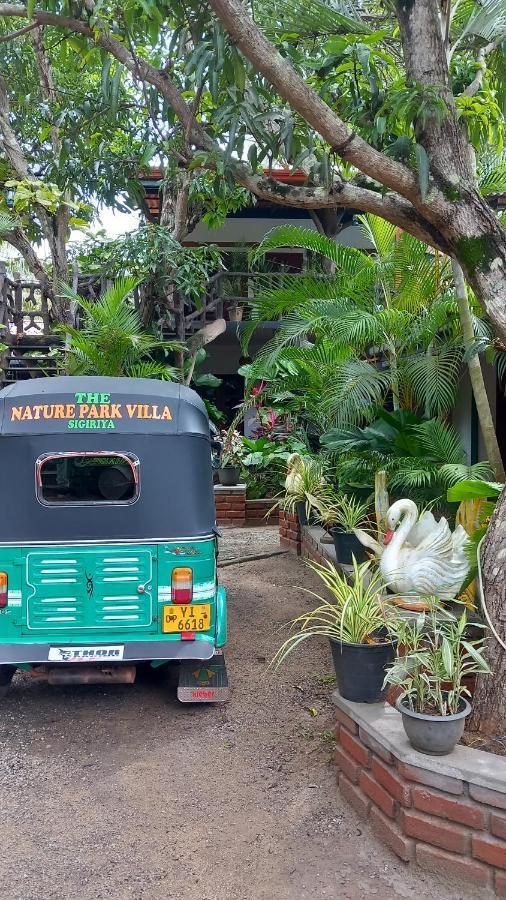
[57,277,181,379]
[243,216,472,426]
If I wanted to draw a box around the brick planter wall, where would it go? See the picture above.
[279,510,301,553]
[214,485,246,526]
[333,693,506,894]
[245,498,279,526]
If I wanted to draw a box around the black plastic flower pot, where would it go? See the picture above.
[330,638,396,703]
[396,697,471,756]
[332,528,367,565]
[218,466,241,486]
[296,501,308,526]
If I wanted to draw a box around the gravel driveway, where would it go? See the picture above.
[0,529,483,900]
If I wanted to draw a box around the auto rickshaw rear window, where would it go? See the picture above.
[36,453,139,505]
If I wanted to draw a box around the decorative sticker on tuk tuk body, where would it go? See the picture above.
[7,391,173,431]
[166,546,201,556]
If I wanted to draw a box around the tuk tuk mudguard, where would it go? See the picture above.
[0,378,228,696]
[215,586,227,648]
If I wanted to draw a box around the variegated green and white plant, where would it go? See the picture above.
[383,601,490,716]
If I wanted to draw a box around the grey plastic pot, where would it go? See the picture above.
[396,696,472,756]
[218,466,241,486]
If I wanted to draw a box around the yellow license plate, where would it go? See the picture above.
[162,604,211,633]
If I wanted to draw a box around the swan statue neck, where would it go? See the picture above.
[391,500,418,550]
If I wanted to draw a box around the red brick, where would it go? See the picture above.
[492,814,506,841]
[338,773,370,819]
[360,770,396,818]
[412,786,487,829]
[369,805,414,861]
[359,727,394,764]
[415,844,492,888]
[335,707,358,735]
[469,784,506,810]
[397,761,464,795]
[334,746,361,784]
[372,757,411,807]
[339,728,370,768]
[401,808,470,854]
[496,871,506,897]
[472,834,506,869]
[226,510,246,519]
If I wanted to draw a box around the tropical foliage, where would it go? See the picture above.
[384,604,490,716]
[57,277,180,379]
[322,408,492,499]
[272,558,391,665]
[243,216,489,429]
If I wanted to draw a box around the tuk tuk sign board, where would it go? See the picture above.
[6,391,173,432]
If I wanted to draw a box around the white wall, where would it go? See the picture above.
[452,360,497,464]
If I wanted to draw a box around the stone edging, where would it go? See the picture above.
[332,691,506,894]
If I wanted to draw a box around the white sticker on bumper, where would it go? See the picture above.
[48,645,125,663]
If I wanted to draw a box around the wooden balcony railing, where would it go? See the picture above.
[0,265,291,383]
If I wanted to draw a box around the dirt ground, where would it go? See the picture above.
[0,528,487,900]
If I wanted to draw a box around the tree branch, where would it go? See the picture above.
[0,72,30,178]
[3,226,51,290]
[0,20,39,42]
[461,38,503,98]
[0,3,421,204]
[0,4,450,252]
[207,0,419,202]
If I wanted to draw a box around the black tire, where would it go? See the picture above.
[0,665,15,699]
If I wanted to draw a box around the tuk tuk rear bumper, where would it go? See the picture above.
[0,640,216,666]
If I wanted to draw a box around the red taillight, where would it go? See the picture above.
[172,567,193,604]
[0,573,8,608]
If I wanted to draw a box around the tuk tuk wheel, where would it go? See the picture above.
[0,665,15,699]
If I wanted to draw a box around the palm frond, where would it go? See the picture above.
[400,345,462,417]
[0,211,17,235]
[452,0,506,50]
[127,361,178,380]
[358,214,397,260]
[253,225,375,276]
[253,0,371,37]
[439,461,493,486]
[324,358,390,426]
[410,418,466,465]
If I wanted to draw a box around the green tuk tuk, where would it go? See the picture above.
[0,376,228,702]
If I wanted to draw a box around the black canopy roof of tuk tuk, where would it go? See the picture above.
[0,377,217,543]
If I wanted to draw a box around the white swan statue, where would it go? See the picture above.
[376,499,469,599]
[285,453,304,495]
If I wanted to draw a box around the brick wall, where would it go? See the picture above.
[245,498,279,526]
[279,510,301,553]
[334,699,506,895]
[214,485,246,526]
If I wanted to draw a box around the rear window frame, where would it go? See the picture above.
[35,451,141,507]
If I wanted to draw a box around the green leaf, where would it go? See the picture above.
[447,480,503,502]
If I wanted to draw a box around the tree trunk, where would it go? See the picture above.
[47,208,71,324]
[468,486,506,735]
[451,260,505,481]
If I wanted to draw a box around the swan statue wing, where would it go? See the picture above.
[408,517,469,596]
[452,524,469,555]
[405,510,438,547]
[413,516,454,557]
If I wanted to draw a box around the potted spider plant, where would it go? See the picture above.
[273,559,397,703]
[384,602,490,755]
[217,428,243,486]
[315,495,371,564]
[283,455,330,526]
